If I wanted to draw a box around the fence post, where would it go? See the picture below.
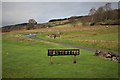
[50,56,53,64]
[73,55,76,64]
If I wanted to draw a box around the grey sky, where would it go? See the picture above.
[2,0,119,2]
[2,2,118,26]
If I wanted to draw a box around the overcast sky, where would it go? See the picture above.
[2,2,118,26]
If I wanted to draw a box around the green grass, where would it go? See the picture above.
[37,26,119,52]
[2,33,119,78]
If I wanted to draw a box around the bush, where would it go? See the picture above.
[90,22,95,26]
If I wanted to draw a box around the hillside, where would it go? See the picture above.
[1,8,120,32]
[1,15,84,32]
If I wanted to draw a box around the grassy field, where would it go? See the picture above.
[37,25,119,52]
[2,25,119,78]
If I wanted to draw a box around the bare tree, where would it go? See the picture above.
[94,3,112,22]
[104,3,112,11]
[27,19,37,30]
[97,6,105,13]
[88,2,118,25]
[103,3,112,20]
[89,8,96,24]
[89,8,96,15]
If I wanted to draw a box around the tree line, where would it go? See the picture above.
[88,3,119,25]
